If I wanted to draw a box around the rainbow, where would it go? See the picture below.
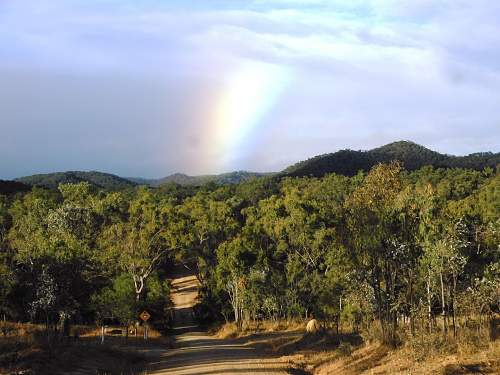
[206,60,292,171]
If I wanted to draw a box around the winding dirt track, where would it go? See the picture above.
[147,330,292,375]
[146,271,292,375]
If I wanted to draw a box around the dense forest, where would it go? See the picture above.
[284,141,500,177]
[1,158,498,345]
[15,171,138,191]
[128,171,274,187]
[16,171,271,190]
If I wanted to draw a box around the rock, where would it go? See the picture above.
[306,319,321,333]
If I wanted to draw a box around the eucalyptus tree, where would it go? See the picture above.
[345,162,407,344]
[0,195,14,318]
[8,188,57,267]
[98,187,176,302]
[215,236,258,327]
[173,190,241,282]
[7,184,101,326]
[237,173,353,320]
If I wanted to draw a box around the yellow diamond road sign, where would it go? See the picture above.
[139,310,151,322]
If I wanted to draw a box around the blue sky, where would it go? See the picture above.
[1,0,499,179]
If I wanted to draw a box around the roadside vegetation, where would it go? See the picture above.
[0,161,498,373]
[0,321,149,374]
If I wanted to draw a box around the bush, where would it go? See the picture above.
[337,341,352,356]
[407,332,458,362]
[90,272,170,326]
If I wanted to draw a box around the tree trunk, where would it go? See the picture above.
[452,276,457,338]
[427,275,433,333]
[339,296,342,335]
[439,271,447,334]
[410,276,415,336]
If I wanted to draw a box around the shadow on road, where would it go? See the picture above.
[147,329,294,374]
[147,266,296,374]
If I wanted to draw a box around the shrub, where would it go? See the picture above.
[337,341,352,356]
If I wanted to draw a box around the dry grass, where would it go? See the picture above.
[214,319,305,339]
[304,326,500,375]
[80,324,165,340]
[0,336,147,375]
[210,319,500,375]
[0,321,46,337]
[0,322,173,375]
[310,340,500,375]
[212,320,366,374]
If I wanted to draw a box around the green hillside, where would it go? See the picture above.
[16,171,137,190]
[13,141,498,189]
[283,141,500,177]
[129,171,274,187]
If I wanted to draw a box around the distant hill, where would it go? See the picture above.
[16,171,137,190]
[15,170,272,190]
[0,180,31,195]
[283,141,500,178]
[128,171,274,187]
[12,141,498,190]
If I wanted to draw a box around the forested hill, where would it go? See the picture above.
[283,141,500,177]
[15,171,137,190]
[12,141,499,189]
[128,171,274,187]
[16,170,271,190]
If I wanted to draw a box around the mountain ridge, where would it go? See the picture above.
[15,171,137,191]
[282,140,499,177]
[127,171,275,187]
[10,141,499,190]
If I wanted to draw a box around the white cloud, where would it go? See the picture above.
[0,0,499,178]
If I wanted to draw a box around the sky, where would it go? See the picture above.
[1,0,499,179]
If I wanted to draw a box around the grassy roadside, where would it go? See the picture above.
[0,322,173,375]
[1,337,146,375]
[212,319,500,375]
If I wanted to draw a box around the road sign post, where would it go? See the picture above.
[139,311,150,341]
[139,310,150,322]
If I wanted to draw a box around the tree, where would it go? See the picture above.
[215,236,259,327]
[91,273,136,324]
[0,195,15,318]
[8,185,101,326]
[346,162,405,344]
[174,191,240,282]
[99,187,174,302]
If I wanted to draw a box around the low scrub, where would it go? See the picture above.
[405,328,494,363]
[0,322,153,374]
[215,319,305,339]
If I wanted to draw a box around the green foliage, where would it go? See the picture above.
[91,272,170,325]
[284,140,500,178]
[91,273,136,324]
[16,171,137,190]
[129,171,274,187]
[1,158,498,344]
[0,195,15,316]
[98,187,175,302]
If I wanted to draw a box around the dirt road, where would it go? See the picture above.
[61,268,294,374]
[146,268,293,375]
[146,329,293,375]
